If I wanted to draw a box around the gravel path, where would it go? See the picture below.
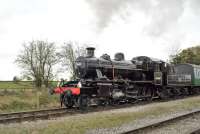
[86,109,200,134]
[145,114,200,134]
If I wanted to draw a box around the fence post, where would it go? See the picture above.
[36,90,40,109]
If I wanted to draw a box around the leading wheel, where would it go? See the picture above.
[63,90,74,108]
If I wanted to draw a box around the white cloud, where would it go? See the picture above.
[0,0,200,80]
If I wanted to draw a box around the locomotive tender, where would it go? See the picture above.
[52,47,200,108]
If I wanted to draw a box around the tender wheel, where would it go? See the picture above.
[158,87,169,100]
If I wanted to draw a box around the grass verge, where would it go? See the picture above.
[0,89,59,113]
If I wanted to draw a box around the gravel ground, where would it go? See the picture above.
[86,109,200,134]
[145,114,200,134]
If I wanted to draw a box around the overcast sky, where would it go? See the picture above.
[0,0,200,80]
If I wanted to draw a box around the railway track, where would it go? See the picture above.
[0,96,157,124]
[191,129,200,134]
[121,109,200,134]
[0,104,141,124]
[0,95,198,125]
[0,107,78,124]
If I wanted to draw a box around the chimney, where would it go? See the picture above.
[86,47,95,58]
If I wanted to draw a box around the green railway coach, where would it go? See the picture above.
[167,63,200,86]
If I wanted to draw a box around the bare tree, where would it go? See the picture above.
[59,42,87,80]
[15,40,58,87]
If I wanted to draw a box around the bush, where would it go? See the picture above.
[13,76,21,83]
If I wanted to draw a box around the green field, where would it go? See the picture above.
[0,81,34,89]
[0,89,60,113]
[0,81,60,113]
[0,81,58,89]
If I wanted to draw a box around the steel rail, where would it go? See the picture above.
[0,99,157,124]
[190,129,200,134]
[0,107,66,117]
[0,108,76,124]
[121,109,200,134]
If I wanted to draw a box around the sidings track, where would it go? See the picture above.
[0,99,158,124]
[0,108,75,124]
[121,109,200,134]
[0,104,140,124]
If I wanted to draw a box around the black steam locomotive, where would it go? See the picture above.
[52,47,200,108]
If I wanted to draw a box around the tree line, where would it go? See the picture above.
[169,45,200,65]
[15,40,86,87]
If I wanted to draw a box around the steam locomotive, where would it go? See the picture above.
[52,47,200,108]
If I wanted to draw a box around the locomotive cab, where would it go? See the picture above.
[132,56,167,85]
